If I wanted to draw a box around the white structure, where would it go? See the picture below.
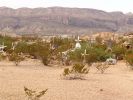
[0,43,7,53]
[106,57,117,65]
[81,49,89,64]
[12,42,18,50]
[75,36,81,49]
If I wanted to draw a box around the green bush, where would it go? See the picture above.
[0,35,15,52]
[86,47,111,65]
[14,41,51,66]
[41,55,50,66]
[68,44,111,65]
[14,42,29,54]
[36,42,51,66]
[69,49,84,63]
[112,45,126,60]
[86,53,97,65]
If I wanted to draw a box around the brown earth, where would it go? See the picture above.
[0,59,133,100]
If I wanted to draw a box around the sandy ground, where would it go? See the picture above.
[1,59,133,100]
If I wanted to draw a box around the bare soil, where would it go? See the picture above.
[0,59,133,100]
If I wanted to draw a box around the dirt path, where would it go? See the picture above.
[0,60,133,100]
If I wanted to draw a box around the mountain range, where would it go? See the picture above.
[0,7,133,35]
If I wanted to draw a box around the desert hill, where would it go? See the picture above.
[0,7,133,35]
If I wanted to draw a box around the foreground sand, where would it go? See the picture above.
[0,59,133,100]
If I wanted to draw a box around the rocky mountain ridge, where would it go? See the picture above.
[0,7,133,35]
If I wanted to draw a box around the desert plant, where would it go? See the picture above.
[14,42,29,54]
[61,63,89,80]
[85,53,97,65]
[71,63,89,74]
[85,47,111,65]
[125,53,133,69]
[63,68,70,76]
[112,45,126,60]
[21,42,51,66]
[41,55,50,66]
[69,49,84,63]
[37,44,50,66]
[24,87,48,100]
[0,53,7,61]
[8,52,24,66]
[0,35,15,52]
[94,62,110,74]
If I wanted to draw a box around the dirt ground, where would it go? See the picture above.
[0,59,133,100]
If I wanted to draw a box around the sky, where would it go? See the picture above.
[0,0,132,13]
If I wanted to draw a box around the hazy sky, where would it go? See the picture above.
[0,0,132,13]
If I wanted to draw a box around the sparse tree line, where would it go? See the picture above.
[1,35,133,75]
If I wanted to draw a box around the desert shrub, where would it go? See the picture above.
[27,44,39,58]
[94,44,107,50]
[14,41,51,66]
[80,41,90,49]
[36,42,51,66]
[71,63,89,74]
[63,68,70,76]
[24,87,48,100]
[126,49,133,55]
[69,49,84,63]
[50,37,74,57]
[94,62,110,74]
[86,53,97,65]
[125,54,133,69]
[0,53,7,61]
[86,48,111,65]
[112,45,126,60]
[68,44,111,65]
[0,35,14,52]
[41,55,50,66]
[61,63,89,80]
[14,42,29,53]
[8,52,24,66]
[39,52,50,66]
[96,49,111,62]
